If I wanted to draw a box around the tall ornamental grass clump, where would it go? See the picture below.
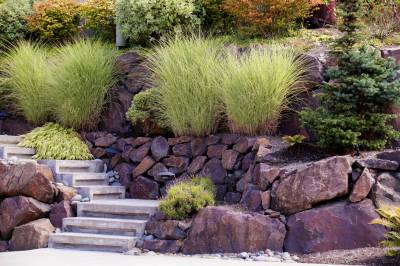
[50,39,117,129]
[147,37,223,136]
[0,41,51,124]
[221,48,307,135]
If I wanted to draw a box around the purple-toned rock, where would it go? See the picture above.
[132,137,152,147]
[240,185,262,211]
[132,156,156,178]
[356,159,399,171]
[172,143,192,157]
[146,220,186,240]
[129,142,151,163]
[148,163,169,179]
[206,135,220,145]
[233,137,256,154]
[114,163,133,186]
[285,200,387,254]
[254,164,280,191]
[50,201,75,228]
[201,158,227,184]
[261,191,271,210]
[92,147,106,158]
[272,156,352,215]
[215,185,228,201]
[236,178,247,192]
[95,134,117,147]
[225,192,242,204]
[222,150,239,170]
[381,46,400,64]
[183,206,286,254]
[191,138,207,157]
[56,185,77,202]
[188,156,207,175]
[0,161,56,204]
[0,240,8,252]
[142,239,182,253]
[10,219,55,251]
[163,156,189,175]
[377,150,400,164]
[349,168,375,203]
[151,137,169,161]
[372,173,400,207]
[0,196,51,239]
[130,176,159,199]
[207,144,227,159]
[220,134,240,145]
[242,152,255,171]
[167,136,192,146]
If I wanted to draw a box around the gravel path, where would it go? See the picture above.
[0,248,338,266]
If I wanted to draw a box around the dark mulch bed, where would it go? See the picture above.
[299,247,400,265]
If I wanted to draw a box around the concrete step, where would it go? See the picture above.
[38,159,105,175]
[77,199,159,220]
[48,232,138,252]
[76,186,125,200]
[0,146,35,160]
[0,135,22,147]
[57,172,108,187]
[62,217,147,237]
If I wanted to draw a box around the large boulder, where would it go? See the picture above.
[284,200,387,254]
[0,196,51,239]
[371,173,400,208]
[0,161,56,203]
[272,156,352,215]
[129,176,159,200]
[183,206,286,254]
[10,219,55,251]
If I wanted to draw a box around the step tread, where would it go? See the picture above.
[0,135,23,144]
[50,232,137,241]
[80,199,159,207]
[63,217,147,225]
[63,173,107,179]
[3,146,35,153]
[76,186,125,193]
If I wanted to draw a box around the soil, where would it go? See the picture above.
[299,247,400,265]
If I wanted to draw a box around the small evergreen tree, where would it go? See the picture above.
[301,45,400,152]
[336,0,364,52]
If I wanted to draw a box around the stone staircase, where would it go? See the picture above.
[0,135,159,253]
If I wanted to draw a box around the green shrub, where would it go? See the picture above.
[0,41,51,124]
[0,0,34,44]
[159,177,215,220]
[116,0,201,45]
[126,88,165,135]
[199,0,234,33]
[19,123,92,160]
[147,36,223,136]
[81,0,116,41]
[371,205,400,256]
[50,39,117,129]
[301,45,400,152]
[221,47,307,135]
[27,0,81,43]
[282,134,306,146]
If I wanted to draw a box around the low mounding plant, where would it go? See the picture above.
[160,177,215,220]
[81,0,116,40]
[0,0,34,44]
[50,39,117,129]
[147,36,223,136]
[371,206,400,256]
[221,47,307,135]
[222,0,323,36]
[301,45,400,152]
[27,0,81,43]
[19,123,92,160]
[116,0,201,45]
[126,88,165,135]
[0,41,51,124]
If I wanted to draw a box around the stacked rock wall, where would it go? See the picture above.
[0,160,76,251]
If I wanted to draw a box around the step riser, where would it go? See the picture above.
[48,243,133,253]
[76,187,126,201]
[78,211,151,220]
[38,160,106,176]
[0,135,22,146]
[63,226,143,237]
[92,193,125,200]
[73,180,108,186]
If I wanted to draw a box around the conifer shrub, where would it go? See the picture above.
[159,177,215,220]
[19,123,92,160]
[371,205,400,256]
[301,45,400,152]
